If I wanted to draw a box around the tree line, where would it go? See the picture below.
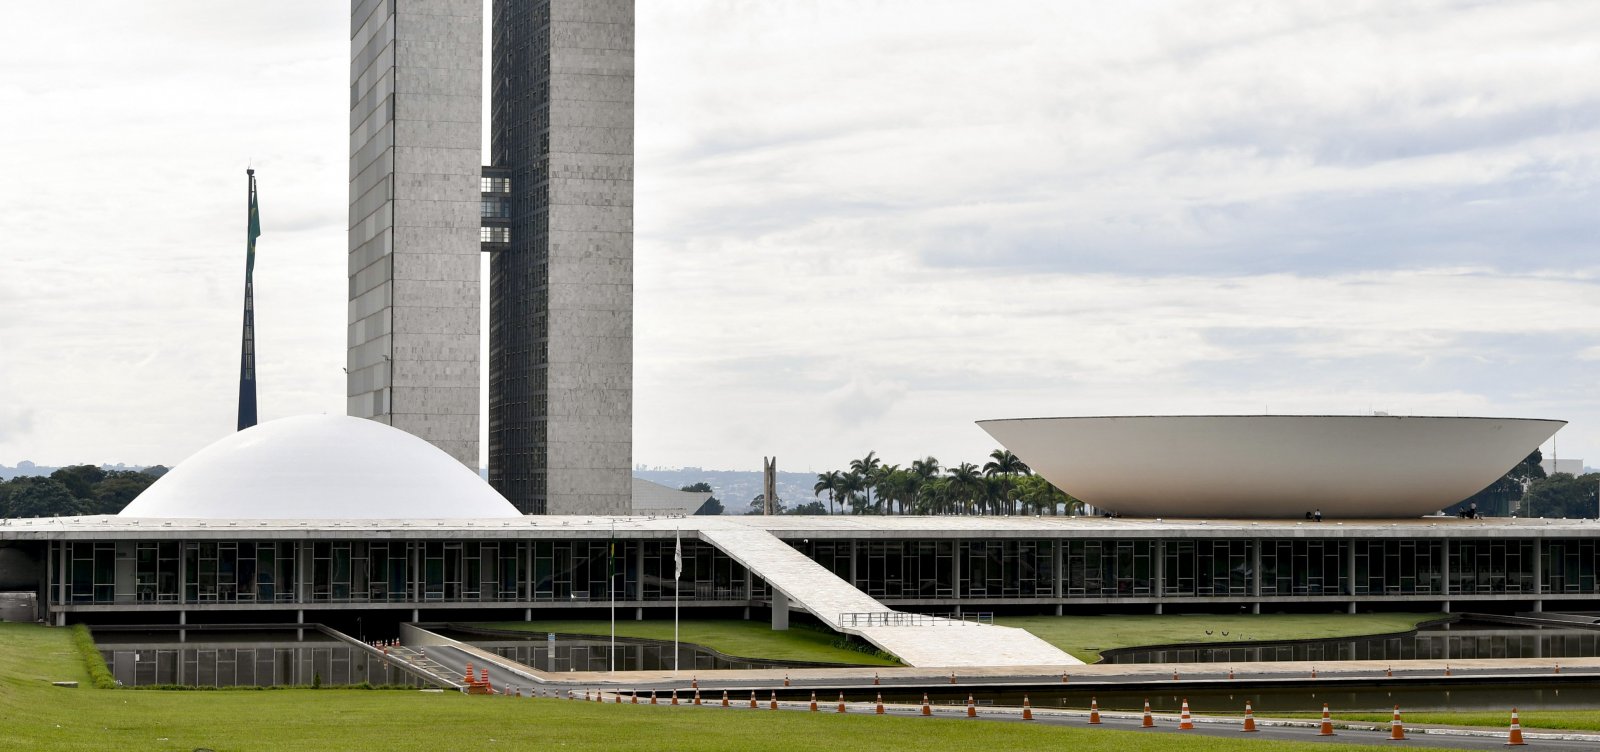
[0,465,166,518]
[802,449,1081,516]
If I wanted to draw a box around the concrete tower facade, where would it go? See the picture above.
[487,1,634,514]
[347,0,483,469]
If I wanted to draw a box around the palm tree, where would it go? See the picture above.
[911,456,940,482]
[872,464,902,514]
[813,470,842,515]
[983,449,1031,514]
[838,471,867,515]
[849,451,882,512]
[915,476,952,515]
[947,462,982,515]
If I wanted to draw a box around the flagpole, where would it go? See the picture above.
[609,517,616,673]
[674,526,680,674]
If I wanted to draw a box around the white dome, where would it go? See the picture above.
[120,415,520,519]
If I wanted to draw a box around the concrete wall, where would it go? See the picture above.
[348,0,482,469]
[544,0,634,514]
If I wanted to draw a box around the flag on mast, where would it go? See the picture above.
[237,168,261,431]
[674,530,682,581]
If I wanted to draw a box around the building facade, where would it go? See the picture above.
[347,0,483,469]
[486,0,634,514]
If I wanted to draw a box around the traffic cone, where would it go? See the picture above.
[721,690,729,708]
[1319,703,1335,736]
[810,691,818,712]
[770,691,778,711]
[650,690,657,705]
[463,661,475,685]
[749,691,758,709]
[1088,697,1101,724]
[1389,705,1406,740]
[950,672,957,684]
[1062,672,1069,683]
[1179,699,1195,730]
[631,690,638,705]
[1173,669,1180,681]
[1311,666,1318,679]
[921,693,931,716]
[1241,700,1257,732]
[1555,663,1562,674]
[1228,667,1235,680]
[874,672,881,686]
[876,693,885,715]
[1141,700,1154,728]
[1386,666,1394,678]
[692,676,698,689]
[1022,695,1033,721]
[670,690,678,706]
[1445,664,1452,677]
[784,674,790,687]
[615,691,621,704]
[480,669,491,693]
[694,688,702,706]
[1506,708,1527,746]
[838,692,847,713]
[966,694,976,718]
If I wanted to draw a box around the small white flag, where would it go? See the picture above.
[674,530,682,581]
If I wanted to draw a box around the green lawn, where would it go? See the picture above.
[996,613,1445,662]
[470,619,900,666]
[1300,711,1600,732]
[0,623,1423,752]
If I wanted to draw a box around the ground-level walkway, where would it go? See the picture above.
[697,527,1079,667]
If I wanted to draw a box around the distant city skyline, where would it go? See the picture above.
[1,1,1596,474]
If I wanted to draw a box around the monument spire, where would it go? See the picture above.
[237,168,260,431]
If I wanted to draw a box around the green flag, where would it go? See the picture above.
[246,172,261,279]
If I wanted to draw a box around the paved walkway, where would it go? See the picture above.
[698,527,1079,668]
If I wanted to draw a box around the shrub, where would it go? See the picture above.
[70,624,117,689]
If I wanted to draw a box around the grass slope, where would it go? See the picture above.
[997,613,1445,662]
[0,624,1414,752]
[471,619,900,666]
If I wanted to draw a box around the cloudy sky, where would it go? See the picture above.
[0,1,1596,475]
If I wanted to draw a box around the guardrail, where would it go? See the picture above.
[837,611,993,627]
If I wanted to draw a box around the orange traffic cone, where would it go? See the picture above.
[1555,663,1561,674]
[1172,669,1180,681]
[691,676,698,689]
[1022,695,1033,721]
[480,669,491,693]
[1088,697,1101,724]
[1178,699,1195,730]
[1506,708,1527,746]
[770,691,778,711]
[1389,705,1406,741]
[810,691,818,712]
[874,672,881,686]
[721,690,728,707]
[694,688,701,706]
[650,690,657,705]
[837,692,847,713]
[1319,703,1335,736]
[1311,666,1318,679]
[464,661,475,685]
[921,693,931,717]
[1062,672,1070,683]
[670,690,678,706]
[784,674,791,687]
[584,690,591,702]
[1141,700,1154,728]
[966,694,976,718]
[949,672,957,684]
[1228,667,1235,680]
[1386,665,1393,678]
[614,691,621,704]
[749,691,758,709]
[631,690,638,704]
[876,693,885,715]
[1241,700,1257,732]
[1445,664,1452,677]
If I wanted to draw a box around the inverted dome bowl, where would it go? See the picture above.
[977,415,1564,518]
[120,414,520,519]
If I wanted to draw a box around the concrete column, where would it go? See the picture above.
[635,540,644,602]
[771,591,790,631]
[1346,540,1357,601]
[525,607,532,621]
[952,540,962,617]
[1153,539,1166,608]
[849,539,858,588]
[179,609,187,643]
[297,609,304,641]
[1251,538,1262,614]
[1440,539,1451,601]
[635,606,643,621]
[1532,538,1544,613]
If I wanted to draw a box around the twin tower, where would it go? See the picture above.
[346,1,632,515]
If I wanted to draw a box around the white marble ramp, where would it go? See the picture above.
[698,527,1080,668]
